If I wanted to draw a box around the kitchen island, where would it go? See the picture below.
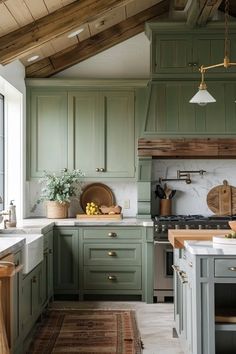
[169,229,236,354]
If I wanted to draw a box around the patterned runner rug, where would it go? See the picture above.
[27,309,143,354]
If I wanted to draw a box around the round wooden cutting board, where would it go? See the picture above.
[207,180,236,216]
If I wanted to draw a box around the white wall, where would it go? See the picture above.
[54,33,150,79]
[0,60,26,221]
[152,159,236,216]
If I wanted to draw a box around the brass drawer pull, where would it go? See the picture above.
[107,275,117,281]
[108,251,116,257]
[228,267,236,271]
[108,232,117,238]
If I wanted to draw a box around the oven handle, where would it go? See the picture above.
[154,240,171,245]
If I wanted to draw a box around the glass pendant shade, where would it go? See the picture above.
[189,89,216,106]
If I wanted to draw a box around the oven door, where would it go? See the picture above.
[154,241,173,302]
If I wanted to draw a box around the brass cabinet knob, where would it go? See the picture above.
[108,232,117,238]
[108,251,117,257]
[107,275,117,281]
[188,62,193,67]
[32,276,37,283]
[96,168,100,172]
[99,168,105,172]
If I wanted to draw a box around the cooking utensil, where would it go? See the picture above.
[155,184,166,199]
[80,183,115,212]
[207,180,236,216]
[169,190,176,199]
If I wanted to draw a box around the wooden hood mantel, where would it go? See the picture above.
[138,138,236,158]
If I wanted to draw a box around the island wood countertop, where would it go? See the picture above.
[168,229,230,248]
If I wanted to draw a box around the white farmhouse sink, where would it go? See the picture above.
[0,233,44,274]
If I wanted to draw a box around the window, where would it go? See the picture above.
[0,94,4,210]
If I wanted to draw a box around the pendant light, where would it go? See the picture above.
[190,0,236,105]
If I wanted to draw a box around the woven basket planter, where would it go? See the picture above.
[46,201,69,219]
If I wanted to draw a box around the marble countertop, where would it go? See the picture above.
[10,217,153,234]
[185,240,236,255]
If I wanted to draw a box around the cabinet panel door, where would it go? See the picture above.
[153,35,193,74]
[193,35,236,74]
[30,91,68,177]
[53,228,79,291]
[68,92,104,176]
[102,91,135,177]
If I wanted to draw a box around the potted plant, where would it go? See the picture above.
[39,168,84,218]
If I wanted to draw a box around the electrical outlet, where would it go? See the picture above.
[124,199,130,209]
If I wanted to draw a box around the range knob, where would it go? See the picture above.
[175,224,180,230]
[185,225,190,230]
[161,224,166,232]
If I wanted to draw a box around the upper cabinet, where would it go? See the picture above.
[28,90,68,178]
[68,91,135,178]
[146,23,236,78]
[27,84,137,180]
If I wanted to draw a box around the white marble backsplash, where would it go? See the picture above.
[25,180,137,218]
[152,159,236,216]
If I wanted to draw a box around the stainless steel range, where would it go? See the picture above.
[153,215,232,302]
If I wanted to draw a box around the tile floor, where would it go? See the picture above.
[52,301,184,354]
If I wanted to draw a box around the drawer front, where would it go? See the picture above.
[82,227,142,241]
[84,243,142,266]
[215,259,236,277]
[84,266,141,290]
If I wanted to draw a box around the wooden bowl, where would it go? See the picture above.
[228,221,236,231]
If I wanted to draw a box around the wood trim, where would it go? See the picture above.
[0,0,134,65]
[138,138,236,157]
[26,0,170,78]
[25,78,149,87]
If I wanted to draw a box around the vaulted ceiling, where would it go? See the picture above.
[0,0,234,78]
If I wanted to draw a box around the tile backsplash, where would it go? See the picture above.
[152,159,236,216]
[25,180,137,218]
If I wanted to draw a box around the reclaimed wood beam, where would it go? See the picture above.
[0,0,134,65]
[187,0,223,27]
[26,0,170,78]
[138,138,236,157]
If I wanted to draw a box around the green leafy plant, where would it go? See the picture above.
[39,168,84,204]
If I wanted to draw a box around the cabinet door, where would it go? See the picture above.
[101,91,135,178]
[193,34,236,74]
[12,251,22,350]
[68,92,103,176]
[69,91,135,178]
[53,228,79,292]
[21,264,43,338]
[29,90,68,177]
[153,34,193,74]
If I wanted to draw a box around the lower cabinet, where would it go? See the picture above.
[42,230,54,305]
[21,263,43,340]
[53,226,154,303]
[53,228,79,294]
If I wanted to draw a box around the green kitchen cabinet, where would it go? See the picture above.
[42,230,54,306]
[53,228,79,294]
[21,263,43,340]
[146,23,236,78]
[142,81,236,138]
[68,91,135,179]
[28,90,68,178]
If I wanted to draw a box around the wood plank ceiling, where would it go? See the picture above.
[0,0,234,77]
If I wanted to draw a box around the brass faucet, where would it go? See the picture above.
[0,210,11,229]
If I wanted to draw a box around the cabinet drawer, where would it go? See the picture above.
[82,228,142,241]
[215,259,236,277]
[84,266,141,290]
[84,244,141,266]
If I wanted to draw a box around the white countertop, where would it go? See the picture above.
[0,237,25,258]
[185,240,236,255]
